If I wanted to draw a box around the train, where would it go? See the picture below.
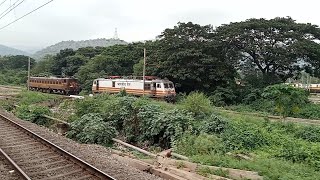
[288,83,320,93]
[28,77,80,95]
[92,76,176,101]
[28,76,177,100]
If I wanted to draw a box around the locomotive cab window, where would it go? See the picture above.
[157,83,162,88]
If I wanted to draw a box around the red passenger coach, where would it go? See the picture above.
[29,77,80,95]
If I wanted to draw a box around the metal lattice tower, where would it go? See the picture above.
[113,28,119,40]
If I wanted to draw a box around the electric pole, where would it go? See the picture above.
[28,57,30,91]
[143,48,146,96]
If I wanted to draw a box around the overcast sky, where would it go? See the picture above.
[0,0,319,52]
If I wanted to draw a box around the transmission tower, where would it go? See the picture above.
[113,28,119,40]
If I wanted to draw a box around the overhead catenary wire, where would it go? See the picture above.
[0,0,24,20]
[0,0,54,31]
[0,0,8,7]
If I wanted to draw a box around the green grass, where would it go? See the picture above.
[16,90,58,105]
[174,109,320,180]
[191,153,320,180]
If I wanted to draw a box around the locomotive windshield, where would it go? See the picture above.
[164,83,174,89]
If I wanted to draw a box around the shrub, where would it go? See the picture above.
[179,92,212,118]
[16,105,51,125]
[296,104,320,120]
[67,113,117,145]
[201,114,229,134]
[16,91,55,105]
[221,121,269,151]
[210,87,237,106]
[74,96,103,117]
[137,105,194,148]
[262,84,309,118]
[0,99,15,111]
[174,133,222,156]
[294,126,320,143]
[276,139,320,169]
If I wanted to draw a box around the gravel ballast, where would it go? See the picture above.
[0,154,21,180]
[0,109,163,180]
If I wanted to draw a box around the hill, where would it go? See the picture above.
[33,38,128,59]
[0,44,29,56]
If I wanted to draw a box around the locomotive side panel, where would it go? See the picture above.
[92,78,176,100]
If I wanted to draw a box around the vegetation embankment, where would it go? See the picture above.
[2,90,320,179]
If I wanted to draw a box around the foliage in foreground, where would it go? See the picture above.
[262,84,309,118]
[61,92,320,179]
[67,113,117,145]
[15,105,51,126]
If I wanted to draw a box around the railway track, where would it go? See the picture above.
[0,114,116,180]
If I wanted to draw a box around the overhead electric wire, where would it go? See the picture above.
[0,0,54,31]
[0,0,23,19]
[0,0,8,7]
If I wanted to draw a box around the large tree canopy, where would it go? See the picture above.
[215,17,320,87]
[146,22,237,93]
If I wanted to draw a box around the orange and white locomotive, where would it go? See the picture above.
[92,76,176,101]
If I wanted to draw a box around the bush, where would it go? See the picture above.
[136,104,194,148]
[16,105,51,125]
[201,114,229,134]
[221,121,269,151]
[294,126,320,143]
[276,139,320,169]
[296,104,320,120]
[262,84,309,118]
[174,133,222,156]
[179,92,212,118]
[16,91,55,105]
[210,87,237,106]
[67,113,117,145]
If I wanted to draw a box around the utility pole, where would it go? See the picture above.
[143,48,146,96]
[28,57,31,91]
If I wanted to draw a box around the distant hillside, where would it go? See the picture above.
[33,38,128,59]
[0,44,29,56]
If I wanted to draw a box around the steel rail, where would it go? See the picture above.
[0,113,116,180]
[0,147,31,180]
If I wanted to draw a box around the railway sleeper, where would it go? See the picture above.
[1,142,39,149]
[18,155,62,165]
[2,139,36,146]
[37,169,84,180]
[3,145,47,154]
[13,152,56,162]
[27,164,75,176]
[24,159,68,171]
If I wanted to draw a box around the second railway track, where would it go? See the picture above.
[0,114,116,180]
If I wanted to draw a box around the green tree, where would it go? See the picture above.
[32,55,54,76]
[145,22,237,93]
[215,17,320,87]
[262,84,309,118]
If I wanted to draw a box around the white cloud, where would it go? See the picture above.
[0,0,319,50]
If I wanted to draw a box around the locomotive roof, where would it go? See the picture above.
[30,77,77,80]
[95,78,173,83]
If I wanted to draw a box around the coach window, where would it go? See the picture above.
[112,81,115,87]
[157,83,161,88]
